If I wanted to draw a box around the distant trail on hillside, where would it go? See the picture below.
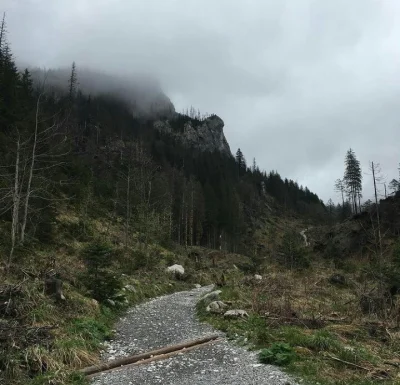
[90,287,297,385]
[300,228,310,247]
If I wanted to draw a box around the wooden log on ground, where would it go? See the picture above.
[80,334,220,376]
[87,338,220,378]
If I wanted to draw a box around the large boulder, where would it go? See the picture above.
[166,264,185,278]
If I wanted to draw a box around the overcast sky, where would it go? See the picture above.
[3,0,400,203]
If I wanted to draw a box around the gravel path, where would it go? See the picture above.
[91,286,298,385]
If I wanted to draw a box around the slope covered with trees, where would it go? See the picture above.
[0,17,326,265]
[0,14,330,384]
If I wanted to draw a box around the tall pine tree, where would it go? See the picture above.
[343,148,362,214]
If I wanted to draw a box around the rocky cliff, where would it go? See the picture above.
[154,114,231,156]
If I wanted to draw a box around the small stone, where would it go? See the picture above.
[224,309,249,319]
[200,290,222,303]
[106,299,116,306]
[206,300,228,313]
[124,284,137,293]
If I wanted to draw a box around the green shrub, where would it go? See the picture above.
[80,242,122,302]
[259,343,296,366]
[307,330,339,351]
[68,317,112,343]
[278,231,310,269]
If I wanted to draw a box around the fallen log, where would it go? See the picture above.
[87,338,220,378]
[80,334,220,376]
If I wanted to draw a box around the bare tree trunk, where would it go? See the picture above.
[8,136,21,267]
[125,167,131,249]
[169,195,173,240]
[181,186,185,246]
[190,183,194,246]
[372,162,382,253]
[20,94,41,244]
[371,162,384,298]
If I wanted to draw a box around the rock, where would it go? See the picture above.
[206,301,228,314]
[254,274,262,281]
[124,285,137,293]
[154,114,231,155]
[224,309,249,319]
[194,284,201,289]
[44,277,65,301]
[329,274,346,286]
[200,290,222,303]
[90,298,100,310]
[106,299,116,307]
[294,347,312,356]
[166,264,185,276]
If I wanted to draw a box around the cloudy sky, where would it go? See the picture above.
[3,0,400,202]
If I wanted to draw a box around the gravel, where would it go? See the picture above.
[91,285,298,385]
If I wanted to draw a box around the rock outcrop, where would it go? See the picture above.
[154,114,231,156]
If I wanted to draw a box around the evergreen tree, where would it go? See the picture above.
[343,149,362,214]
[68,61,78,101]
[235,148,246,176]
[252,157,257,173]
[389,179,399,194]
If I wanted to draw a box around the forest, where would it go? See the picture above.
[0,15,326,266]
[3,11,400,385]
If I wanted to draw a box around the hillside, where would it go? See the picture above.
[0,20,329,384]
[3,18,400,385]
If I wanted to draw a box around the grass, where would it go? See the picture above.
[0,208,202,385]
[1,267,195,385]
[197,263,400,385]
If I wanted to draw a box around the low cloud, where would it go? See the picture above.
[4,0,400,202]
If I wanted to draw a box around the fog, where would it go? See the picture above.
[3,0,400,202]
